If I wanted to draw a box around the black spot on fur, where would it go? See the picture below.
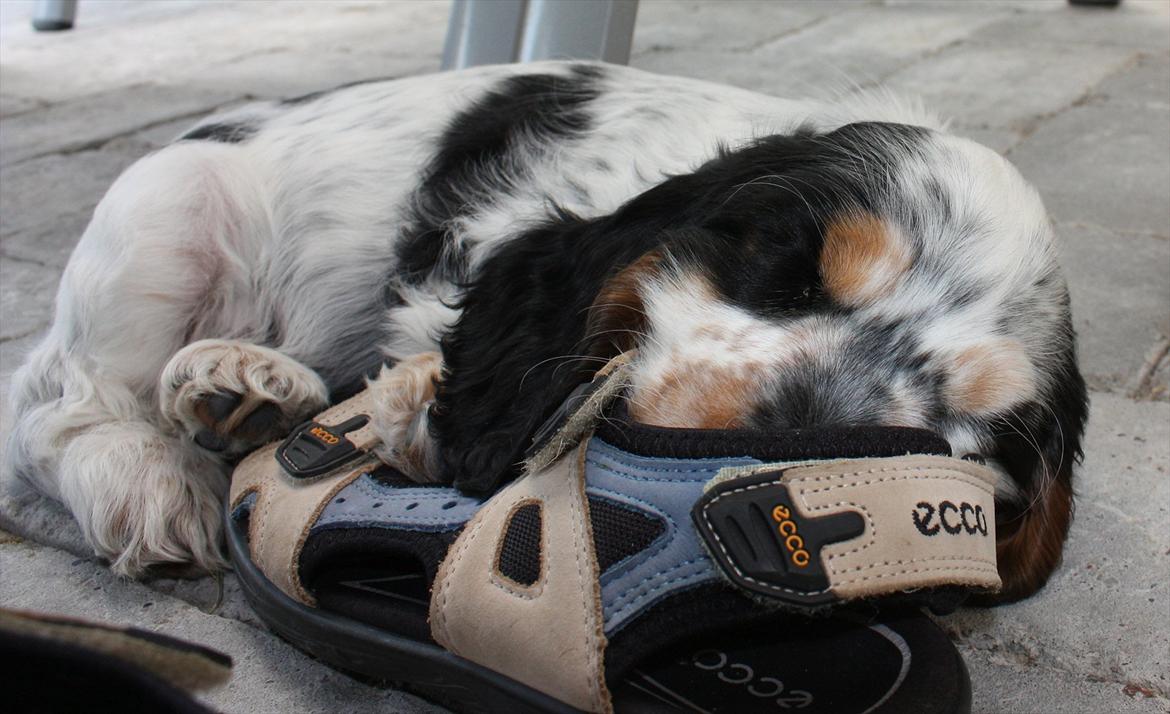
[179,122,258,144]
[394,66,603,287]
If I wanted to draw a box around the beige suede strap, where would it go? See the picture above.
[700,455,1001,603]
[430,440,612,714]
[229,391,381,605]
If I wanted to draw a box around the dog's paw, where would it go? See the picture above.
[160,339,328,457]
[368,352,444,483]
[59,421,228,577]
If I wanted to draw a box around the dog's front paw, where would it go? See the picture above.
[59,422,227,577]
[160,339,328,457]
[368,352,444,483]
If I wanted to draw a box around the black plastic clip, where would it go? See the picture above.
[524,370,614,461]
[692,472,866,607]
[276,414,370,479]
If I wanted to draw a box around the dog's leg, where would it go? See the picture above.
[160,339,328,457]
[366,352,444,483]
[5,141,273,576]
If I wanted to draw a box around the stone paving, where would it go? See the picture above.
[0,1,1167,712]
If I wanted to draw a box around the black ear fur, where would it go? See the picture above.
[429,214,659,493]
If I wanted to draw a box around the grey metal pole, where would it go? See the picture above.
[32,0,78,32]
[516,0,638,65]
[441,0,528,71]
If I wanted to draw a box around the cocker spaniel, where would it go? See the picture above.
[6,62,1087,601]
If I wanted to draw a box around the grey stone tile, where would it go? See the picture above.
[631,0,825,53]
[1008,99,1170,238]
[0,539,445,714]
[631,48,831,97]
[950,125,1023,155]
[968,1,1170,52]
[0,255,58,341]
[0,470,87,561]
[0,83,240,167]
[1054,223,1170,391]
[885,42,1135,132]
[0,93,44,118]
[174,51,437,104]
[1132,334,1170,401]
[0,1,448,104]
[757,4,1010,64]
[0,220,89,270]
[943,392,1170,705]
[1092,51,1170,110]
[752,4,1011,91]
[633,3,1013,98]
[0,141,148,243]
[963,653,1169,714]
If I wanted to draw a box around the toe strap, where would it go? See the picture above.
[230,391,381,606]
[429,439,613,714]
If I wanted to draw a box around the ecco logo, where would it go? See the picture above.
[913,500,988,536]
[690,650,814,708]
[308,426,340,445]
[770,504,811,568]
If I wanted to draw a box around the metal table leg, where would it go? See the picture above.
[442,0,640,70]
[32,0,78,32]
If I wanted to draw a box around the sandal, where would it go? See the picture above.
[226,354,999,713]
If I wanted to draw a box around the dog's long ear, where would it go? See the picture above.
[429,221,664,494]
[985,348,1088,602]
[582,249,664,357]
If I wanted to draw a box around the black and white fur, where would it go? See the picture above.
[6,62,1086,600]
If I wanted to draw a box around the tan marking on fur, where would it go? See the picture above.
[693,324,730,341]
[947,341,1036,416]
[986,476,1073,603]
[586,250,664,355]
[630,362,764,429]
[368,352,443,483]
[820,213,912,305]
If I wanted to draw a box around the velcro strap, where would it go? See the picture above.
[693,455,1001,607]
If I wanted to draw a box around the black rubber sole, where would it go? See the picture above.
[227,496,971,714]
[225,497,578,714]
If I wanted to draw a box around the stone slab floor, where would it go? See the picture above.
[0,1,1167,712]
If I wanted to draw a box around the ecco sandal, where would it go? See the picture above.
[226,353,1000,714]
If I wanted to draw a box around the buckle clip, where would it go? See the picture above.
[692,472,865,607]
[276,414,370,479]
[524,370,615,461]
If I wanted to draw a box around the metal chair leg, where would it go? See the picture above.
[442,0,640,70]
[516,0,639,65]
[32,0,78,32]
[441,0,527,71]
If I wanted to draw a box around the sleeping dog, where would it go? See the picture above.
[6,62,1086,601]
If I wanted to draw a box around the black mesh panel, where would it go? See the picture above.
[497,502,543,586]
[588,495,666,573]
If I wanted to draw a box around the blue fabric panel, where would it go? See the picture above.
[313,472,482,533]
[584,438,759,635]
